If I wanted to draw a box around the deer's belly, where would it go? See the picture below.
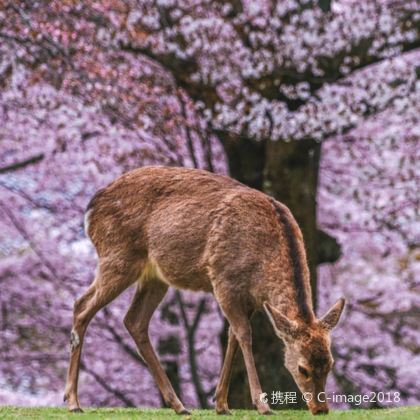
[142,257,214,293]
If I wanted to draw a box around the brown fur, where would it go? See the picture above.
[271,199,313,322]
[64,166,345,415]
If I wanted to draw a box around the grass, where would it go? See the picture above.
[0,407,419,419]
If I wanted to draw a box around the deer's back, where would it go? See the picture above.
[86,166,284,294]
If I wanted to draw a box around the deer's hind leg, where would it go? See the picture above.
[64,258,143,412]
[124,278,189,415]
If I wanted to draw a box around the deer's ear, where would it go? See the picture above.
[263,303,299,339]
[319,298,346,331]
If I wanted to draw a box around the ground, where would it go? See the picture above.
[0,407,419,419]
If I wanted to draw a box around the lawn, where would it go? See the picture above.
[0,407,419,419]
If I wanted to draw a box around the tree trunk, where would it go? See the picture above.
[222,135,266,190]
[221,136,325,409]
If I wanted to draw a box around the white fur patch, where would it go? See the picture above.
[153,260,168,283]
[70,330,80,351]
[84,209,92,237]
[140,259,170,286]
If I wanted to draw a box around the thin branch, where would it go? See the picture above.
[81,361,136,407]
[0,154,44,174]
[0,182,57,212]
[0,202,60,280]
[177,90,198,169]
[8,3,72,62]
[176,291,209,407]
[101,308,146,366]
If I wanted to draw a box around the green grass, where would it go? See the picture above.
[0,407,419,420]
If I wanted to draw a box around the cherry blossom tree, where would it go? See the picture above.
[116,0,418,403]
[0,9,226,405]
[0,0,419,410]
[318,85,419,406]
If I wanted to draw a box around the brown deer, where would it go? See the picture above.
[64,166,345,415]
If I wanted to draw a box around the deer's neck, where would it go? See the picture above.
[269,199,316,324]
[267,287,315,324]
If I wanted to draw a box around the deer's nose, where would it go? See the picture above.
[312,406,329,415]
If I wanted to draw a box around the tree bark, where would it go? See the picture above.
[221,136,335,409]
[221,134,266,190]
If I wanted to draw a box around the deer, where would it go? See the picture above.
[64,166,345,415]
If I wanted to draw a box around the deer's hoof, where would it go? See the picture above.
[262,410,274,415]
[177,408,191,415]
[216,409,232,415]
[70,407,83,413]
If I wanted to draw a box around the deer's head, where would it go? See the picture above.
[264,298,345,415]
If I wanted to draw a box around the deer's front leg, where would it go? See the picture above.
[217,297,272,415]
[215,326,238,414]
[234,323,272,414]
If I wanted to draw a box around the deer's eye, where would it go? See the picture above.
[298,365,310,378]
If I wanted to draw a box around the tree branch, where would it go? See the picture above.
[101,308,146,367]
[175,291,209,407]
[0,154,44,174]
[80,361,136,407]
